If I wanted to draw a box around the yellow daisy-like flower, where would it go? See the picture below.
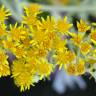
[12,59,35,92]
[77,19,90,32]
[38,16,55,32]
[80,42,92,55]
[0,5,11,22]
[53,36,67,52]
[10,23,26,41]
[54,51,68,69]
[0,51,10,77]
[76,59,85,75]
[35,47,48,58]
[71,33,83,46]
[66,64,76,75]
[22,14,38,27]
[3,38,15,52]
[13,46,26,58]
[37,59,53,79]
[41,38,53,50]
[66,51,76,62]
[24,3,41,16]
[32,30,46,44]
[57,16,73,35]
[90,29,96,44]
[0,23,7,37]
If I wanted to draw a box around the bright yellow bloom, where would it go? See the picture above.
[10,23,26,41]
[54,51,68,69]
[37,59,53,79]
[77,19,90,32]
[32,30,46,44]
[12,59,35,92]
[53,37,67,52]
[65,51,76,62]
[0,51,10,77]
[24,4,41,16]
[22,14,38,27]
[0,5,11,22]
[13,46,26,58]
[0,23,6,36]
[3,38,15,52]
[71,33,83,46]
[76,59,85,75]
[90,29,96,44]
[66,64,76,75]
[80,42,92,54]
[21,37,31,48]
[35,47,48,58]
[41,38,53,50]
[57,16,73,35]
[46,31,56,40]
[38,16,55,32]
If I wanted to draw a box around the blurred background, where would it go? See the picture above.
[0,0,96,96]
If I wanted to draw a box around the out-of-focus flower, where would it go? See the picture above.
[80,41,92,55]
[90,29,96,44]
[77,19,90,32]
[0,51,10,77]
[0,5,11,22]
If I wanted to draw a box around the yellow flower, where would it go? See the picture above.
[71,33,83,46]
[3,38,15,52]
[13,46,26,58]
[10,23,26,41]
[12,59,35,92]
[57,16,73,35]
[41,38,53,50]
[76,59,85,75]
[22,14,38,27]
[80,42,92,55]
[77,19,90,32]
[66,64,76,75]
[24,4,41,16]
[32,30,46,44]
[90,29,96,44]
[0,5,11,22]
[37,59,53,79]
[21,37,31,48]
[53,37,67,52]
[38,16,55,32]
[35,47,48,58]
[66,51,76,62]
[46,31,56,40]
[0,23,7,37]
[54,51,68,69]
[0,51,10,77]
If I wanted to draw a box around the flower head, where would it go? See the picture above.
[0,51,10,77]
[12,59,35,92]
[80,42,92,55]
[37,59,53,79]
[90,29,96,44]
[0,5,11,22]
[77,19,90,32]
[57,16,73,35]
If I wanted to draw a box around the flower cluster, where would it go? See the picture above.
[0,4,96,92]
